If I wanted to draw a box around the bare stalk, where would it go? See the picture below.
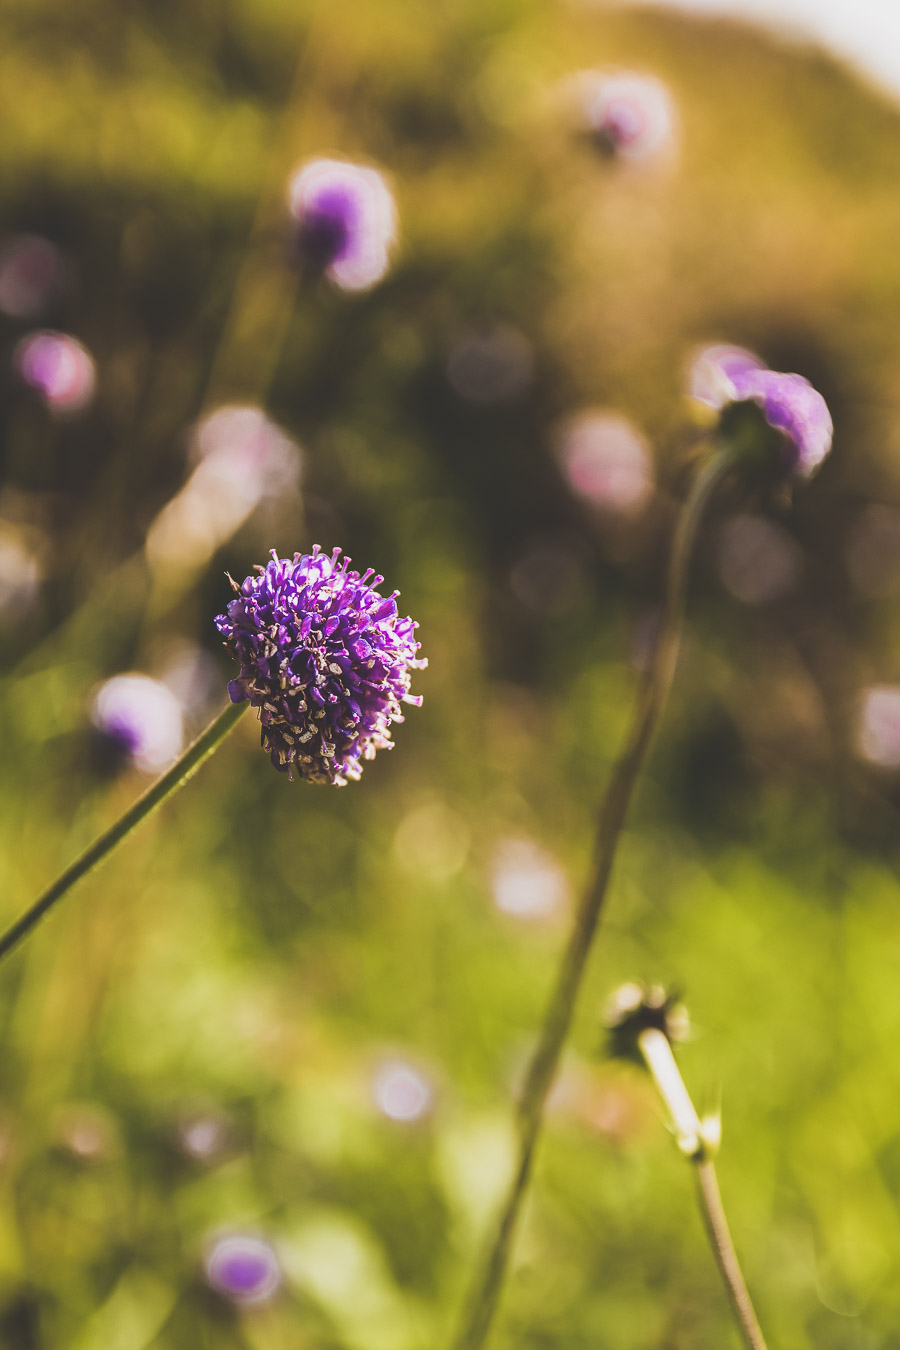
[0,700,247,965]
[637,1026,768,1350]
[451,448,734,1350]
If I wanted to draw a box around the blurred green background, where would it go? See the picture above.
[2,0,900,1346]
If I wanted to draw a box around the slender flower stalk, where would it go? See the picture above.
[451,447,735,1350]
[0,545,425,964]
[694,1156,768,1350]
[635,1023,769,1350]
[0,700,248,965]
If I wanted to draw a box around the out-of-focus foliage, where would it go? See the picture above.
[2,0,900,1346]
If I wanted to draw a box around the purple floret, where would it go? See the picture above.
[728,367,833,477]
[215,546,426,784]
[287,159,396,291]
[205,1235,280,1304]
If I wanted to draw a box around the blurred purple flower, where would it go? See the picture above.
[205,1235,280,1305]
[556,410,654,516]
[0,235,64,319]
[14,330,95,414]
[288,158,397,291]
[728,367,833,477]
[216,546,426,784]
[372,1058,435,1122]
[688,344,832,476]
[90,673,184,774]
[576,70,675,162]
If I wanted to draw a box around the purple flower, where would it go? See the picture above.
[90,674,184,774]
[574,70,676,162]
[205,1235,280,1304]
[555,410,654,517]
[14,330,95,414]
[688,345,833,477]
[215,547,425,784]
[726,368,832,477]
[287,159,397,291]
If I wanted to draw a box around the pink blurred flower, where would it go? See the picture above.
[371,1058,434,1123]
[576,70,676,162]
[288,158,397,291]
[491,837,570,922]
[90,674,184,774]
[15,330,95,414]
[556,411,654,516]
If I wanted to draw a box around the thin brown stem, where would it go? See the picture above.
[694,1159,769,1350]
[637,1025,768,1350]
[451,448,735,1350]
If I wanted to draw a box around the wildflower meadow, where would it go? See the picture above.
[2,2,900,1348]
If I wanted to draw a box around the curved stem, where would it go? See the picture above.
[0,700,248,965]
[637,1026,768,1350]
[695,1160,769,1350]
[451,448,734,1350]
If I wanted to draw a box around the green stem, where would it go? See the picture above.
[451,448,734,1350]
[637,1027,768,1350]
[0,699,248,965]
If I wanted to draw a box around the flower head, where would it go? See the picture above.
[726,367,833,477]
[555,410,655,517]
[688,345,833,477]
[372,1057,435,1123]
[576,70,675,162]
[215,547,425,784]
[90,673,184,774]
[205,1235,280,1304]
[603,982,689,1063]
[288,158,397,291]
[14,330,95,414]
